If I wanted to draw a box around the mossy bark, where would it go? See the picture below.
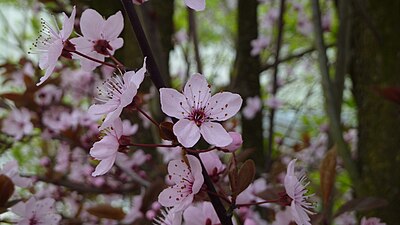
[233,0,265,169]
[349,0,400,223]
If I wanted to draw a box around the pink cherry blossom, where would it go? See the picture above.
[199,151,225,177]
[284,159,314,225]
[34,6,76,86]
[251,36,270,56]
[158,155,204,211]
[11,197,61,225]
[1,108,33,140]
[184,0,205,11]
[222,132,243,152]
[236,178,267,206]
[361,217,386,225]
[71,9,124,71]
[34,84,63,106]
[0,160,31,188]
[266,95,283,110]
[272,207,294,225]
[242,96,262,120]
[88,58,146,130]
[90,118,124,176]
[160,73,242,148]
[182,201,220,225]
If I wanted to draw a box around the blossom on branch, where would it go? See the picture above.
[160,74,242,148]
[0,160,31,188]
[71,9,124,71]
[158,155,204,212]
[88,58,146,130]
[32,6,76,86]
[90,118,123,176]
[284,159,314,225]
[1,108,33,141]
[11,197,61,225]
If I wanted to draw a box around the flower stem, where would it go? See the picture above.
[185,146,218,153]
[235,199,280,208]
[126,142,179,148]
[72,50,117,69]
[135,106,159,127]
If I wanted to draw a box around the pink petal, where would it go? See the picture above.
[99,106,123,130]
[80,9,104,40]
[88,102,118,116]
[167,158,190,183]
[108,38,124,55]
[173,119,201,148]
[184,0,206,11]
[112,117,124,138]
[187,155,204,194]
[284,175,297,200]
[199,122,232,147]
[158,186,187,207]
[60,6,76,39]
[120,82,137,107]
[206,92,242,121]
[11,201,26,217]
[70,37,93,53]
[35,198,55,213]
[160,88,190,119]
[90,136,119,159]
[103,11,124,40]
[126,57,146,88]
[183,73,211,109]
[92,154,117,176]
[37,40,63,86]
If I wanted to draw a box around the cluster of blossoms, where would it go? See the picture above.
[0,1,386,225]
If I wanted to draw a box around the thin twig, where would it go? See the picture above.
[72,50,117,69]
[259,43,335,73]
[311,0,360,187]
[188,8,203,74]
[266,0,286,171]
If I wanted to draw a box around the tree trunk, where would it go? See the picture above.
[350,0,400,223]
[233,0,264,169]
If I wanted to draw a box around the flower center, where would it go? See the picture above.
[189,109,206,126]
[93,39,113,55]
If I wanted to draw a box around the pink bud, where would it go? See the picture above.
[223,132,243,152]
[146,210,156,220]
[151,202,161,211]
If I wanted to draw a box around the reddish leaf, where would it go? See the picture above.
[320,146,337,208]
[235,159,256,196]
[0,175,15,207]
[87,204,126,220]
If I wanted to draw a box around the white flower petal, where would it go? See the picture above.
[183,73,211,109]
[103,11,124,40]
[160,88,191,119]
[92,153,117,176]
[206,92,242,121]
[200,122,232,147]
[80,9,104,40]
[173,119,201,148]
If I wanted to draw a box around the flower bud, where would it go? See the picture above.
[223,132,243,152]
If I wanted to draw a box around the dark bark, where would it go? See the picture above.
[349,0,400,223]
[233,0,264,170]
